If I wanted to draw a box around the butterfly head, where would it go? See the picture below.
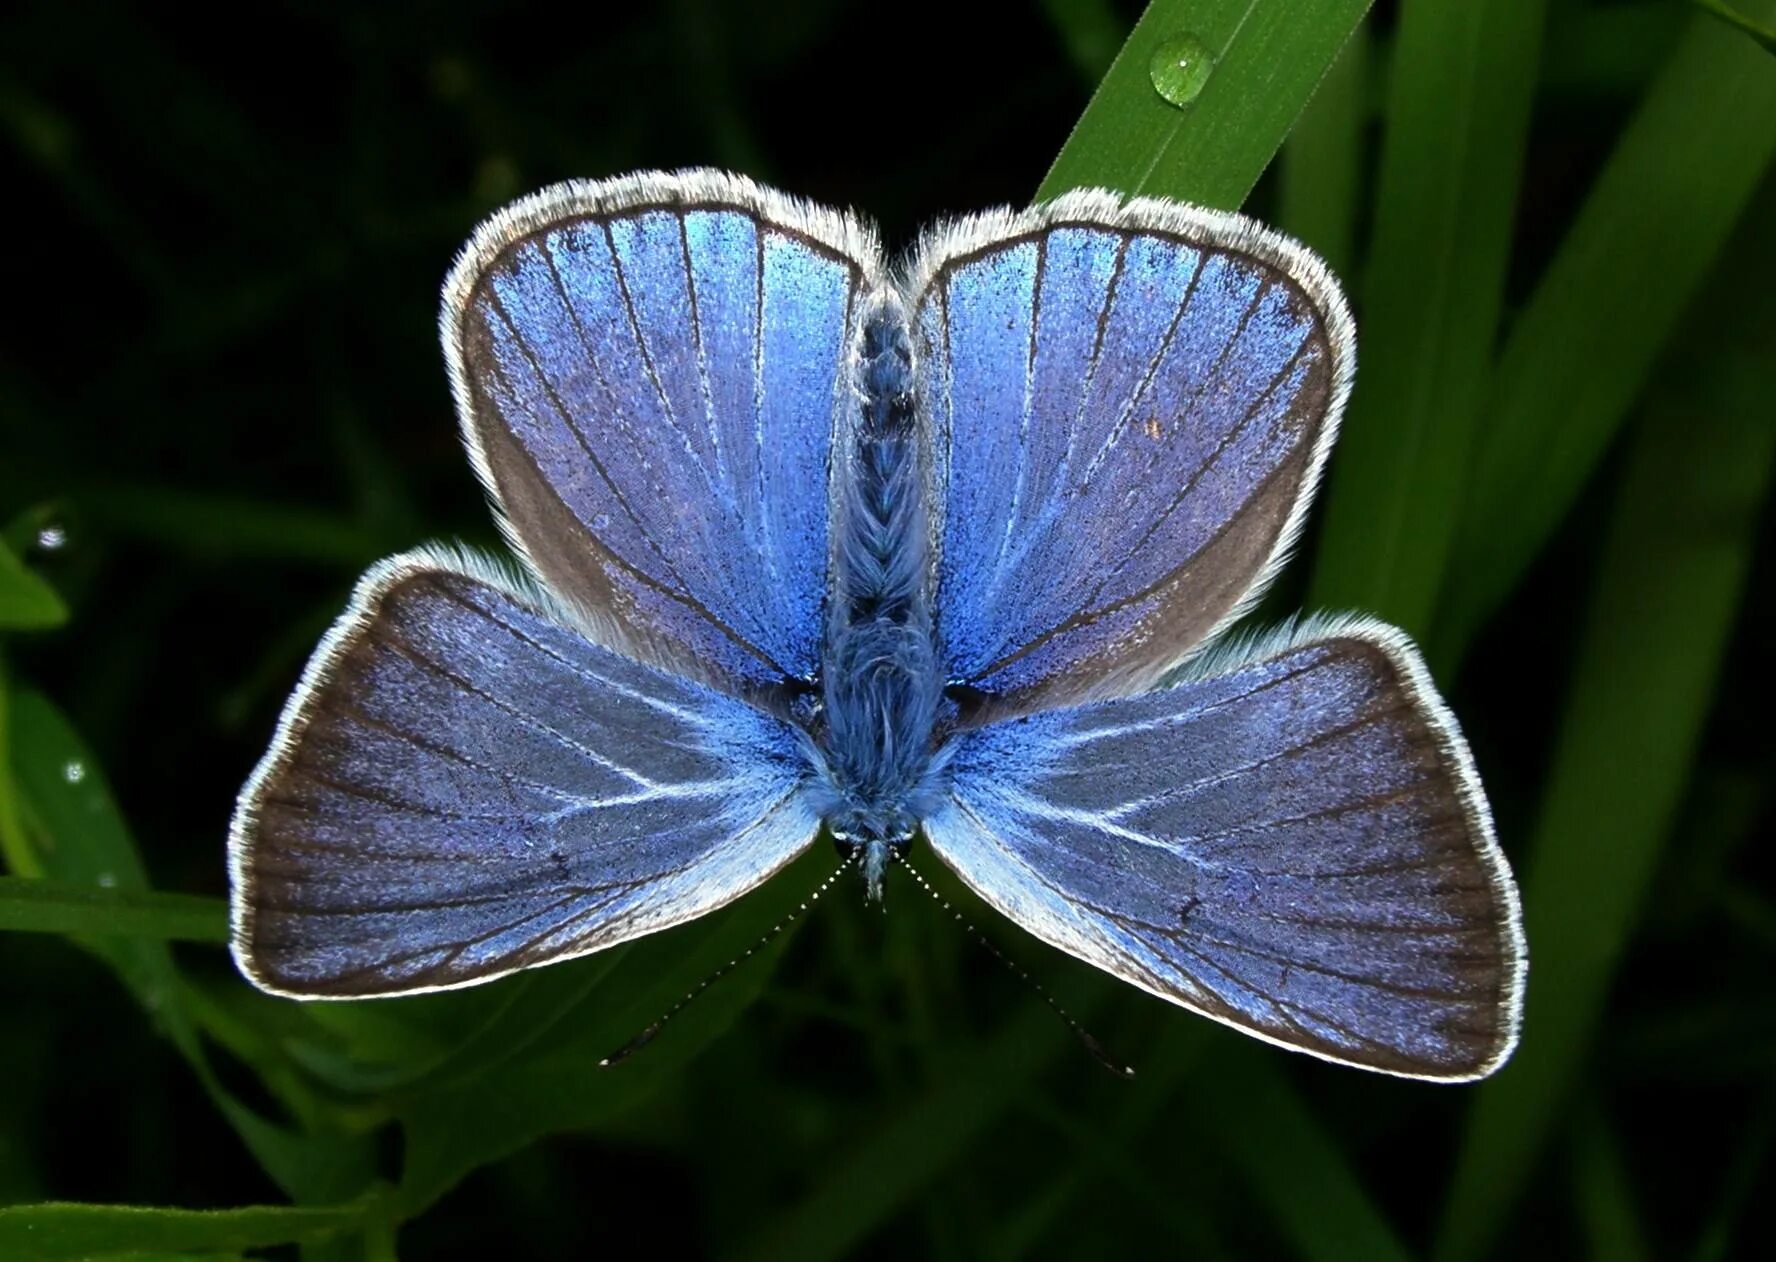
[826,806,919,901]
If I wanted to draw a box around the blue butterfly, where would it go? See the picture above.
[228,169,1525,1081]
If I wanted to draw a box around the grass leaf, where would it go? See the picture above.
[0,874,226,941]
[1199,1056,1415,1262]
[4,688,375,1205]
[1038,0,1126,81]
[82,486,392,568]
[0,1196,382,1259]
[0,538,67,630]
[1037,0,1373,208]
[1275,21,1370,276]
[1434,2,1776,664]
[1308,0,1550,635]
[1434,310,1776,1262]
[391,848,838,1216]
[1693,0,1776,53]
[731,999,1083,1262]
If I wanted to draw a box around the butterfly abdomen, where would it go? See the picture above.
[815,300,944,889]
[843,301,924,622]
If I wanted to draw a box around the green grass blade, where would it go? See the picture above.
[730,999,1078,1262]
[0,538,67,630]
[1542,3,1682,100]
[1036,0,1372,207]
[1307,0,1550,635]
[1038,0,1125,81]
[82,486,391,568]
[4,688,374,1205]
[1570,1104,1650,1262]
[986,1024,1219,1260]
[735,851,1407,1262]
[1692,0,1776,53]
[0,874,226,941]
[1275,21,1370,276]
[1199,1056,1415,1262]
[0,1197,382,1259]
[390,848,838,1216]
[1687,1091,1775,1262]
[1433,3,1776,665]
[1433,342,1776,1262]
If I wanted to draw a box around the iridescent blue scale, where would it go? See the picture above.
[229,170,1525,1081]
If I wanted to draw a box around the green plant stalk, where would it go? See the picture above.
[0,538,68,630]
[1693,0,1776,52]
[1308,0,1550,637]
[1434,2,1776,667]
[1037,0,1372,207]
[1197,1054,1415,1262]
[1039,0,1126,81]
[0,875,227,941]
[1275,21,1370,277]
[1434,358,1776,1262]
[0,1196,386,1259]
[5,688,376,1206]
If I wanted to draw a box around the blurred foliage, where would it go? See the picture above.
[2,0,1774,1258]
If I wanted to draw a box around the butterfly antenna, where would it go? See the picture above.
[891,852,1135,1079]
[599,851,857,1068]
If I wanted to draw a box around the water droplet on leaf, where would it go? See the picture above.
[62,760,86,784]
[1149,34,1215,108]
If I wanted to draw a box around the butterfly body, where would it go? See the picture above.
[229,170,1525,1081]
[810,299,946,896]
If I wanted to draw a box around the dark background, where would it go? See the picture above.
[2,1,1773,1258]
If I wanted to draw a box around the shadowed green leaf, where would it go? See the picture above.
[1038,0,1126,81]
[3,689,375,1205]
[1693,0,1776,53]
[1200,1056,1414,1262]
[1571,1104,1650,1262]
[1275,21,1370,276]
[0,1196,383,1259]
[82,487,391,568]
[1434,2,1776,664]
[732,865,1403,1262]
[0,875,226,941]
[1308,0,1550,636]
[1435,303,1776,1262]
[391,847,842,1216]
[731,997,1087,1262]
[1037,0,1373,208]
[1688,1091,1775,1262]
[0,539,66,630]
[989,1024,1221,1260]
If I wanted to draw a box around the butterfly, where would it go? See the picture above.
[228,169,1526,1081]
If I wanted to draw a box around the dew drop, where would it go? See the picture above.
[35,524,68,552]
[1149,34,1216,108]
[97,871,117,888]
[62,760,86,784]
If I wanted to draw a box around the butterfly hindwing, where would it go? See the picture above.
[922,619,1524,1080]
[909,193,1353,719]
[228,550,819,998]
[444,170,881,696]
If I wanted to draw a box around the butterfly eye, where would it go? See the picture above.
[788,691,823,727]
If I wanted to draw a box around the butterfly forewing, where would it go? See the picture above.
[444,170,881,696]
[923,620,1524,1080]
[229,551,819,998]
[908,193,1353,720]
